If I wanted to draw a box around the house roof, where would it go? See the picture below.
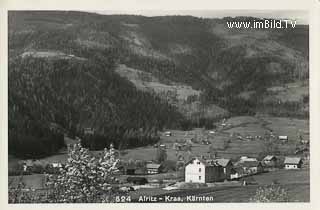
[284,157,302,165]
[239,157,257,162]
[186,157,220,167]
[238,161,262,168]
[232,166,245,174]
[207,158,231,167]
[146,163,161,169]
[263,155,277,161]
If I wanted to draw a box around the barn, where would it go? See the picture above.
[284,157,302,169]
[238,161,263,175]
[146,163,162,174]
[212,158,233,180]
[185,157,224,183]
[262,155,277,167]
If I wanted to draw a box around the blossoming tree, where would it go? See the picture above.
[46,142,124,203]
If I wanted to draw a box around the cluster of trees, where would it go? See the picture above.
[8,120,64,158]
[8,12,309,158]
[8,55,185,157]
[9,143,124,203]
[81,127,160,151]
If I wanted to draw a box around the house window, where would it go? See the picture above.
[197,161,200,165]
[199,176,201,180]
[199,168,201,172]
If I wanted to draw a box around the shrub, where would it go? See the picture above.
[250,184,289,202]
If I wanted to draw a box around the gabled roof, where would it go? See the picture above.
[263,155,277,161]
[211,158,232,167]
[238,161,262,168]
[284,157,302,165]
[146,163,161,169]
[239,156,257,162]
[232,166,245,174]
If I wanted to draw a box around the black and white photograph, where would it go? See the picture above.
[4,3,314,205]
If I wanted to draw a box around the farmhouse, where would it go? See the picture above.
[238,156,258,163]
[238,161,263,175]
[278,135,288,142]
[84,127,95,135]
[146,163,162,174]
[230,167,245,180]
[213,158,233,180]
[164,131,172,136]
[284,157,302,169]
[185,157,224,183]
[262,155,277,167]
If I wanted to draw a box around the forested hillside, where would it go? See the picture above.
[8,11,309,158]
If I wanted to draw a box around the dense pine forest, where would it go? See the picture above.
[8,11,309,158]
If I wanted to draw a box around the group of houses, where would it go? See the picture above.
[184,155,303,184]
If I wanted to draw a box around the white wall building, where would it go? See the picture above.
[185,157,224,183]
[284,157,302,169]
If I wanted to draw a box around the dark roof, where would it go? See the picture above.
[263,155,277,161]
[232,166,245,174]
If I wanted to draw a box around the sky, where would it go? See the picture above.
[89,10,309,24]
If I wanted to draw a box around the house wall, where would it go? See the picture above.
[147,169,159,174]
[263,160,276,167]
[205,166,224,182]
[224,163,233,179]
[285,164,300,169]
[185,159,206,183]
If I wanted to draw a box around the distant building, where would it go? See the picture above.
[146,163,163,174]
[284,157,302,169]
[230,167,245,180]
[84,127,95,135]
[164,131,172,136]
[262,155,277,167]
[238,161,263,175]
[278,136,288,142]
[238,156,258,163]
[159,144,167,149]
[51,163,62,168]
[185,157,224,183]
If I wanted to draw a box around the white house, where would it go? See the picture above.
[278,136,288,142]
[284,157,302,169]
[185,157,224,183]
[164,131,172,136]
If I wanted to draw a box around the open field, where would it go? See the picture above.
[8,165,309,202]
[8,116,309,168]
[128,168,309,202]
[9,174,46,189]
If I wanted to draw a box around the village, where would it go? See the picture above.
[8,116,310,202]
